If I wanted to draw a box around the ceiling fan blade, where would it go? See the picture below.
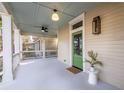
[19,23,41,28]
[32,25,42,28]
[19,23,58,31]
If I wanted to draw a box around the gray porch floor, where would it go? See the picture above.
[0,58,119,90]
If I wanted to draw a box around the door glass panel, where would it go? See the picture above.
[73,33,82,56]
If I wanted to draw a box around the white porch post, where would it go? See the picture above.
[14,29,20,54]
[2,14,13,82]
[40,39,42,50]
[42,39,45,58]
[35,42,39,51]
[35,41,39,56]
[20,35,23,60]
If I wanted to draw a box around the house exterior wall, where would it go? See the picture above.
[85,3,124,89]
[45,37,58,50]
[58,3,124,89]
[58,24,70,64]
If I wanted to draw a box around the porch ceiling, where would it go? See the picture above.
[4,2,98,37]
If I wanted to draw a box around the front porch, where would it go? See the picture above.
[0,58,118,90]
[0,2,124,90]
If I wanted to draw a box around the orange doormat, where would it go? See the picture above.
[66,67,82,74]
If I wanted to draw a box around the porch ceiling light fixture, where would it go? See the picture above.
[52,9,59,21]
[30,36,33,42]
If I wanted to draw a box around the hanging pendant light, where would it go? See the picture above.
[52,9,59,21]
[30,36,33,43]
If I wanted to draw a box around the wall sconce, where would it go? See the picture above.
[92,16,101,34]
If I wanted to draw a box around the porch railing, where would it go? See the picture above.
[21,50,57,60]
[22,50,43,60]
[45,50,57,58]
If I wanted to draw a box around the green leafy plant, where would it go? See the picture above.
[85,50,102,67]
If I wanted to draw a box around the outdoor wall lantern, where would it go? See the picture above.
[92,16,101,34]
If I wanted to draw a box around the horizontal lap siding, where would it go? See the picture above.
[85,3,124,89]
[58,24,70,64]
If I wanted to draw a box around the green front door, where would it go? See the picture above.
[72,31,83,70]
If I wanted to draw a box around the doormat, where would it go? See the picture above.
[66,67,82,74]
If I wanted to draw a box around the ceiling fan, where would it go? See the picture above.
[41,26,48,32]
[19,23,57,33]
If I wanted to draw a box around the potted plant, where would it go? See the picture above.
[85,50,102,85]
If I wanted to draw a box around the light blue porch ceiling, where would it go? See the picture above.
[5,2,98,37]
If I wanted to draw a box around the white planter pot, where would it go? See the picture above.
[90,67,95,72]
[88,67,98,85]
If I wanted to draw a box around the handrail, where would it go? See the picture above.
[45,50,57,52]
[22,50,43,53]
[13,53,20,57]
[22,50,57,53]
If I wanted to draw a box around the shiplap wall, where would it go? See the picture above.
[85,3,124,89]
[58,24,70,64]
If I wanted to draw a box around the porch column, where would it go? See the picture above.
[35,41,39,56]
[42,39,45,58]
[2,14,13,82]
[40,39,42,50]
[14,29,20,54]
[35,42,39,51]
[20,35,23,60]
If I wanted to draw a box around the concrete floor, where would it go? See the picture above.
[0,58,119,90]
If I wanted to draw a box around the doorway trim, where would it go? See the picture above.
[69,12,86,72]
